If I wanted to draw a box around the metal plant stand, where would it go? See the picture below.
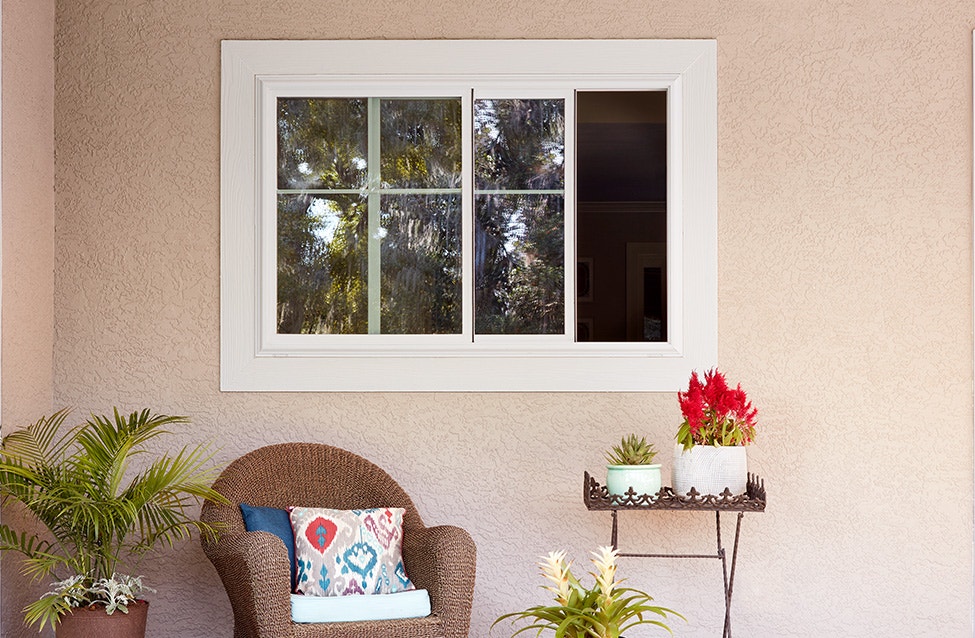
[583,471,767,638]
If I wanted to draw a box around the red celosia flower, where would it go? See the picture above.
[677,372,706,436]
[676,368,758,449]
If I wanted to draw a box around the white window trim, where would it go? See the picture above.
[221,39,717,392]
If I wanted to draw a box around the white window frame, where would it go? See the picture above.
[221,39,717,392]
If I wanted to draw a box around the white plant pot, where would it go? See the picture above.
[606,464,662,498]
[672,444,747,497]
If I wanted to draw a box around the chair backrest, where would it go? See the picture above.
[201,442,425,537]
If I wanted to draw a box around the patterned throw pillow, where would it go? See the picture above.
[290,507,416,597]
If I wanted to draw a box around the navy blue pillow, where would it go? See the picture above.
[239,503,296,590]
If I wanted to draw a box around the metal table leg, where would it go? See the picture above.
[611,509,619,550]
[609,507,746,638]
[719,512,744,638]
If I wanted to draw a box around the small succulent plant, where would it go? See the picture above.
[605,434,658,465]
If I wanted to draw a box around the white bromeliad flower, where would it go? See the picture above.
[590,546,619,599]
[494,545,681,638]
[539,550,572,605]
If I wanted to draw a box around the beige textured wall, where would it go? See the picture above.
[1,0,55,427]
[1,0,966,636]
[1,0,56,630]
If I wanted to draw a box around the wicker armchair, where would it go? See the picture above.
[201,443,476,638]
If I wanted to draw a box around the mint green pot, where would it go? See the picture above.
[606,464,662,498]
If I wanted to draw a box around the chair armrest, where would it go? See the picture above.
[402,525,476,638]
[203,530,293,638]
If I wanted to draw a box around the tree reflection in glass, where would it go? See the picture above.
[277,98,368,191]
[381,99,462,190]
[276,97,462,335]
[380,194,462,334]
[474,99,565,335]
[277,194,367,334]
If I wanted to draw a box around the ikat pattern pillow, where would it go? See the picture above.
[290,507,416,597]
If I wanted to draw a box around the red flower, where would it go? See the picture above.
[676,368,758,449]
[677,371,706,436]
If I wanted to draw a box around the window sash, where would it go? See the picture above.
[262,83,476,347]
[275,97,466,337]
[471,91,573,340]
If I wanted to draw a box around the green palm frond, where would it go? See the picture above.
[123,444,226,550]
[0,525,67,579]
[75,409,190,499]
[24,591,75,634]
[1,408,75,467]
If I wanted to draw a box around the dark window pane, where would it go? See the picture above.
[475,194,564,334]
[277,98,368,190]
[381,99,463,190]
[474,99,564,191]
[576,90,667,342]
[380,194,463,334]
[642,266,665,340]
[576,123,666,201]
[277,194,368,334]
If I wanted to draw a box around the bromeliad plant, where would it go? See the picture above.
[677,368,758,451]
[0,408,228,632]
[493,546,681,638]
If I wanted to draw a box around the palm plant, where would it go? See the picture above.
[0,408,228,632]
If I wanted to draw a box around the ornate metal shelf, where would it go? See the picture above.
[584,470,767,638]
[583,471,766,512]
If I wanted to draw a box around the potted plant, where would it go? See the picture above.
[0,408,228,636]
[493,545,681,638]
[604,434,662,500]
[674,368,758,497]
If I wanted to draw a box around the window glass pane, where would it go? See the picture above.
[474,98,566,336]
[576,91,667,342]
[475,193,564,334]
[380,99,463,189]
[474,99,565,191]
[277,98,368,190]
[380,194,463,334]
[277,194,368,334]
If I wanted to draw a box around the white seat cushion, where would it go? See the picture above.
[291,589,431,623]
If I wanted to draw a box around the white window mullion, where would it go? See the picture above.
[563,91,577,344]
[367,97,382,334]
[461,89,474,342]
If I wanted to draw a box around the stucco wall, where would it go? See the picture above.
[1,0,55,630]
[2,1,969,636]
[1,0,55,426]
